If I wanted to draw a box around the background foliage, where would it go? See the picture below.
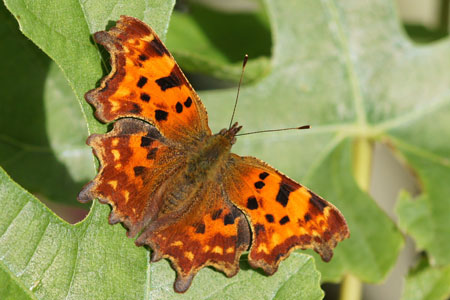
[0,0,449,299]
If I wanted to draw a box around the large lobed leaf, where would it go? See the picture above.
[0,0,323,299]
[200,0,449,292]
[400,262,450,300]
[0,5,94,205]
[1,0,449,299]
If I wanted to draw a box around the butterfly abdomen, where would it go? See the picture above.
[157,134,232,214]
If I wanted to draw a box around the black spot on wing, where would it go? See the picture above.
[141,136,153,147]
[309,193,328,212]
[265,214,274,223]
[212,209,222,220]
[137,76,147,88]
[195,223,205,234]
[138,54,148,61]
[304,213,312,222]
[254,181,265,189]
[259,172,269,180]
[155,67,182,91]
[155,110,168,121]
[140,93,150,102]
[279,215,290,225]
[276,180,298,207]
[184,97,192,108]
[133,166,146,177]
[246,196,258,210]
[224,213,235,225]
[175,102,183,113]
[148,39,169,57]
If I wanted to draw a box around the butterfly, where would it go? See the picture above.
[78,16,349,293]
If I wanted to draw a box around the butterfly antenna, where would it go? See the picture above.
[236,125,311,136]
[229,54,249,129]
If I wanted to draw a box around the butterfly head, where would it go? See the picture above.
[218,122,242,145]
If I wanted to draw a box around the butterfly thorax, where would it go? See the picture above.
[184,122,242,184]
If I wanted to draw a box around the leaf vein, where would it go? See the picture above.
[16,219,51,277]
[322,0,367,125]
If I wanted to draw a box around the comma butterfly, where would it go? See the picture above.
[78,16,349,293]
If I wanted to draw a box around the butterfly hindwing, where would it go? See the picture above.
[135,180,250,293]
[85,16,211,143]
[224,154,349,274]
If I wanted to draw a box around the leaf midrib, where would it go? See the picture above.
[322,0,367,127]
[390,136,450,168]
[0,260,38,300]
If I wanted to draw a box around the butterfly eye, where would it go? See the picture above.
[219,128,227,135]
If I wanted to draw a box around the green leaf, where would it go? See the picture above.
[395,143,450,266]
[0,6,93,204]
[148,253,323,300]
[304,140,403,282]
[401,262,450,300]
[0,166,149,299]
[202,0,412,282]
[166,2,272,83]
[0,0,324,298]
[0,266,33,300]
[1,0,450,298]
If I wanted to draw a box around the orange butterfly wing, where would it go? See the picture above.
[78,118,185,237]
[135,180,250,293]
[85,16,211,142]
[224,155,349,274]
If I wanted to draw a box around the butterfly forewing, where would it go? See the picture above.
[85,16,211,143]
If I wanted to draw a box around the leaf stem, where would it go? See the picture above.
[340,274,362,300]
[352,137,373,191]
[340,137,373,300]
